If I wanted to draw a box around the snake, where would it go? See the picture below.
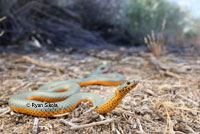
[8,65,139,117]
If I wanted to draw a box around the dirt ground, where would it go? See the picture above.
[0,45,200,134]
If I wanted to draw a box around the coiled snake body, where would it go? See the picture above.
[9,65,139,117]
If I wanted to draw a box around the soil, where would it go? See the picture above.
[0,44,200,134]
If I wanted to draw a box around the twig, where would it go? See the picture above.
[60,119,77,127]
[136,118,144,133]
[26,64,36,73]
[0,31,4,37]
[0,16,6,22]
[148,55,183,79]
[174,131,186,134]
[116,129,121,134]
[111,122,115,132]
[114,107,135,115]
[185,125,197,134]
[118,125,125,134]
[149,54,169,71]
[99,115,105,120]
[0,107,9,114]
[82,106,96,115]
[53,112,70,117]
[80,115,99,124]
[32,118,39,134]
[144,88,157,97]
[0,107,11,116]
[21,56,65,74]
[0,121,4,130]
[164,70,183,79]
[0,16,5,37]
[69,118,82,123]
[178,95,199,106]
[31,37,42,48]
[165,108,175,134]
[70,118,114,130]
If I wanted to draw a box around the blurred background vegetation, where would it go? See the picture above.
[0,0,200,48]
[121,0,200,45]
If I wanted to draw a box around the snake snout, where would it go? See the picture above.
[130,79,139,88]
[118,79,139,92]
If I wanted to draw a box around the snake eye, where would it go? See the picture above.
[126,81,130,85]
[101,67,105,70]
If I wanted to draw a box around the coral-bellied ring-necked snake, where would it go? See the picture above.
[9,65,139,117]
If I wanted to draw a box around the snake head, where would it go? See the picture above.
[118,79,139,93]
[97,64,112,74]
[89,64,112,76]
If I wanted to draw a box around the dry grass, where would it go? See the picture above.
[0,45,200,133]
[144,19,167,58]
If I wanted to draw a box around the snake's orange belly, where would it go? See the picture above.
[78,81,123,86]
[10,99,93,117]
[96,95,123,114]
[26,96,66,103]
